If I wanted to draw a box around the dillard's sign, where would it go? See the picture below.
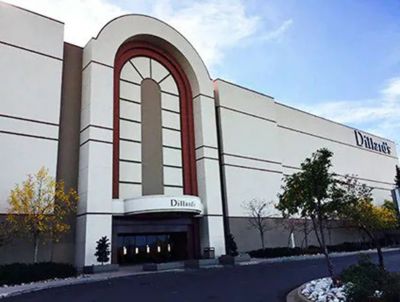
[354,130,391,155]
[170,199,195,208]
[124,195,203,215]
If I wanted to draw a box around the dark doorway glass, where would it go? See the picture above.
[117,232,188,264]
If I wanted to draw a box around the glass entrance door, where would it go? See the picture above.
[117,232,188,264]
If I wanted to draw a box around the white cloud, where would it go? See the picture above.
[261,19,293,42]
[382,77,400,102]
[301,77,400,144]
[150,0,260,69]
[3,0,292,72]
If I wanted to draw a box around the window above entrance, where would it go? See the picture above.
[117,56,183,199]
[113,42,198,200]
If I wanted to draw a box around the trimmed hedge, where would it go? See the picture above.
[248,241,391,259]
[0,262,77,286]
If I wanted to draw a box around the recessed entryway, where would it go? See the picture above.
[112,216,200,265]
[117,232,187,264]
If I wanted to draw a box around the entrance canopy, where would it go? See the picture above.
[122,195,204,216]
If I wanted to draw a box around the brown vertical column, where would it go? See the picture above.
[57,43,82,191]
[141,79,163,195]
[55,42,82,263]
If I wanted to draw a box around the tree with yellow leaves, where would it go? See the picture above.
[337,176,398,269]
[7,167,78,263]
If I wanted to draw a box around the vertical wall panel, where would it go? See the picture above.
[119,60,142,199]
[141,79,163,195]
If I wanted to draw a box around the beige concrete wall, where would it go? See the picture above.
[228,217,368,252]
[276,103,397,202]
[0,3,64,214]
[215,78,399,251]
[0,41,82,265]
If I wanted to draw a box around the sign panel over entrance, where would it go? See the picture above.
[124,195,204,216]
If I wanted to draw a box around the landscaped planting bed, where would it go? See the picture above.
[299,256,400,302]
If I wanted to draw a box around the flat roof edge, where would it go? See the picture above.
[275,101,396,144]
[214,78,275,100]
[0,0,65,25]
[212,78,396,145]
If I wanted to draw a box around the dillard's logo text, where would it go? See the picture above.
[170,199,195,208]
[354,130,391,155]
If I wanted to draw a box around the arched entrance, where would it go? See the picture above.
[111,41,200,264]
[76,14,225,268]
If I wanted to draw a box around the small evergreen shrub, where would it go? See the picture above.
[95,236,110,264]
[0,262,76,286]
[226,233,239,256]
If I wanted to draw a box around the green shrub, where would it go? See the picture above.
[249,247,304,258]
[0,262,77,286]
[328,241,375,253]
[341,255,400,302]
[247,241,389,259]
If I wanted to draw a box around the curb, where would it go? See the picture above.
[286,284,310,302]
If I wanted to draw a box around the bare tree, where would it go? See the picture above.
[300,219,313,248]
[242,199,275,249]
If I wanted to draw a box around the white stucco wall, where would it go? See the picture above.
[0,3,64,213]
[276,102,397,202]
[215,79,399,218]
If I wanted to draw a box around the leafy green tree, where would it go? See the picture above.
[337,176,398,269]
[226,233,238,256]
[95,236,110,265]
[277,148,342,280]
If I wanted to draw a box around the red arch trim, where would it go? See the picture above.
[113,41,198,198]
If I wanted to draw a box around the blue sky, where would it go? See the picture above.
[6,0,400,146]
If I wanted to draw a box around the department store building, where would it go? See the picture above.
[0,2,398,267]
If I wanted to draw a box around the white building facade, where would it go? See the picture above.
[0,2,398,267]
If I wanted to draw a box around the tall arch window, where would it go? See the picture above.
[113,42,197,199]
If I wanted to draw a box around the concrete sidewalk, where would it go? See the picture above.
[1,247,398,299]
